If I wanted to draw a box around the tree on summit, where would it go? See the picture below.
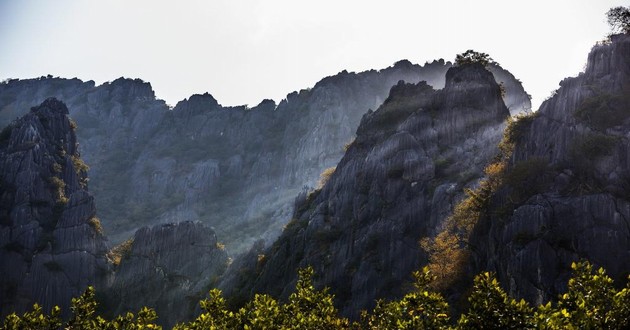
[607,6,630,34]
[455,50,495,67]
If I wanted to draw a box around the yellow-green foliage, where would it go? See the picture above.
[49,176,68,205]
[318,166,337,189]
[2,262,630,329]
[106,238,134,267]
[88,217,104,236]
[361,267,451,329]
[499,113,536,155]
[458,272,535,329]
[174,266,350,329]
[422,114,537,288]
[421,160,506,290]
[72,155,90,174]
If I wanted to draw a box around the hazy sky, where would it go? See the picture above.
[0,0,625,110]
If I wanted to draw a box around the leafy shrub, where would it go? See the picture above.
[88,217,104,236]
[3,262,630,329]
[499,113,536,155]
[575,88,630,130]
[570,132,617,160]
[318,166,336,189]
[106,238,134,267]
[455,50,495,67]
[459,272,534,329]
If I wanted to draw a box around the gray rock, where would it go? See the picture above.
[0,98,109,317]
[221,63,512,317]
[106,221,229,328]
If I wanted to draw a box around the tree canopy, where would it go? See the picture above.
[455,50,495,67]
[607,6,630,34]
[2,261,630,329]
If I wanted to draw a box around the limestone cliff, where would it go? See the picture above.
[0,61,530,254]
[471,33,630,305]
[105,221,229,328]
[221,63,513,316]
[0,98,109,317]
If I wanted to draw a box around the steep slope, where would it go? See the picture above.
[0,61,530,253]
[105,221,229,328]
[470,34,630,305]
[0,98,109,317]
[221,63,513,316]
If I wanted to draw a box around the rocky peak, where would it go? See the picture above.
[471,32,630,306]
[0,98,109,317]
[221,62,511,317]
[107,77,156,101]
[174,92,221,113]
[584,34,630,85]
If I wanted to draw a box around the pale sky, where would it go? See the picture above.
[0,0,625,110]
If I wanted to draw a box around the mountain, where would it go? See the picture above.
[220,62,516,316]
[104,221,229,328]
[0,61,530,254]
[470,33,630,304]
[0,98,109,317]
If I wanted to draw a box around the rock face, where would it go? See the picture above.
[0,98,109,317]
[471,34,630,305]
[221,63,513,317]
[105,221,229,328]
[0,62,530,254]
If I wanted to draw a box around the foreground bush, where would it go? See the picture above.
[2,261,629,329]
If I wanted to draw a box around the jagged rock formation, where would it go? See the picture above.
[0,61,530,254]
[221,63,514,316]
[0,98,109,317]
[105,221,229,328]
[471,34,630,305]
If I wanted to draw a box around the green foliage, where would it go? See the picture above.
[362,267,451,329]
[607,6,630,34]
[500,113,536,155]
[0,304,61,330]
[66,286,108,329]
[283,267,349,329]
[455,50,495,67]
[2,263,630,329]
[575,88,630,131]
[534,261,630,329]
[570,133,617,160]
[176,266,349,329]
[1,287,162,330]
[458,272,535,329]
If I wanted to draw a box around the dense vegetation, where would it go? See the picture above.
[2,261,628,329]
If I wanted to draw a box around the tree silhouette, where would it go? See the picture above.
[607,6,630,34]
[455,50,495,67]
